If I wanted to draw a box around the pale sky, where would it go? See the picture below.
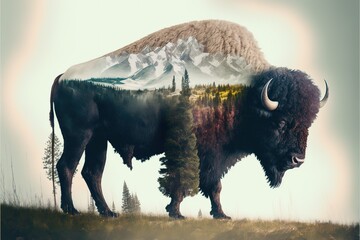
[1,0,359,223]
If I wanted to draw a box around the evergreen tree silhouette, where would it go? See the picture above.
[159,70,200,198]
[171,76,176,92]
[122,181,141,214]
[42,133,62,209]
[131,193,141,214]
[181,69,191,96]
[122,181,131,213]
[198,209,203,218]
[112,201,116,213]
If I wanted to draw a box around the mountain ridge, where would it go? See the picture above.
[61,36,255,90]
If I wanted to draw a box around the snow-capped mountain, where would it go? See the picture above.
[61,37,253,90]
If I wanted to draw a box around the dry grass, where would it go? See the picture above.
[1,204,358,240]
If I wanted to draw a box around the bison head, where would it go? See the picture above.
[246,68,328,187]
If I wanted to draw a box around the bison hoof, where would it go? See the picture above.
[166,204,185,219]
[61,205,80,215]
[169,213,186,219]
[100,210,119,218]
[212,212,231,220]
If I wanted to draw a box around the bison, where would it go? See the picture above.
[50,20,329,219]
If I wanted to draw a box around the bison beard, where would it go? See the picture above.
[262,165,285,188]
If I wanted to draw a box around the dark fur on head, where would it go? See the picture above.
[239,67,321,187]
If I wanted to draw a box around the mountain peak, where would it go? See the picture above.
[62,36,255,89]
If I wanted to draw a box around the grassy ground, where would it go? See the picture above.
[1,204,358,240]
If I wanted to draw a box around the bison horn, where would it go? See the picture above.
[261,79,279,111]
[319,80,329,108]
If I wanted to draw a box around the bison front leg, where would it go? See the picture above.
[166,191,185,219]
[82,131,117,217]
[209,180,231,219]
[200,160,231,219]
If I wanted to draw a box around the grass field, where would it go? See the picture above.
[1,204,358,240]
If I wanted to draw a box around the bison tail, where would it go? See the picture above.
[50,74,62,193]
[50,74,62,129]
[50,74,62,162]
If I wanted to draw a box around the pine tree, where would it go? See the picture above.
[159,70,200,198]
[198,209,203,218]
[112,201,116,213]
[213,92,221,107]
[10,159,19,205]
[184,69,189,87]
[129,193,135,213]
[88,196,95,213]
[181,76,185,94]
[42,133,62,209]
[133,194,141,214]
[122,181,131,214]
[181,69,191,96]
[121,181,141,214]
[171,76,176,92]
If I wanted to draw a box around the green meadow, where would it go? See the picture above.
[2,204,358,240]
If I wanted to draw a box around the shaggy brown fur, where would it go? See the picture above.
[106,20,270,73]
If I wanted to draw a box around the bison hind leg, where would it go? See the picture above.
[82,131,118,217]
[57,129,93,215]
